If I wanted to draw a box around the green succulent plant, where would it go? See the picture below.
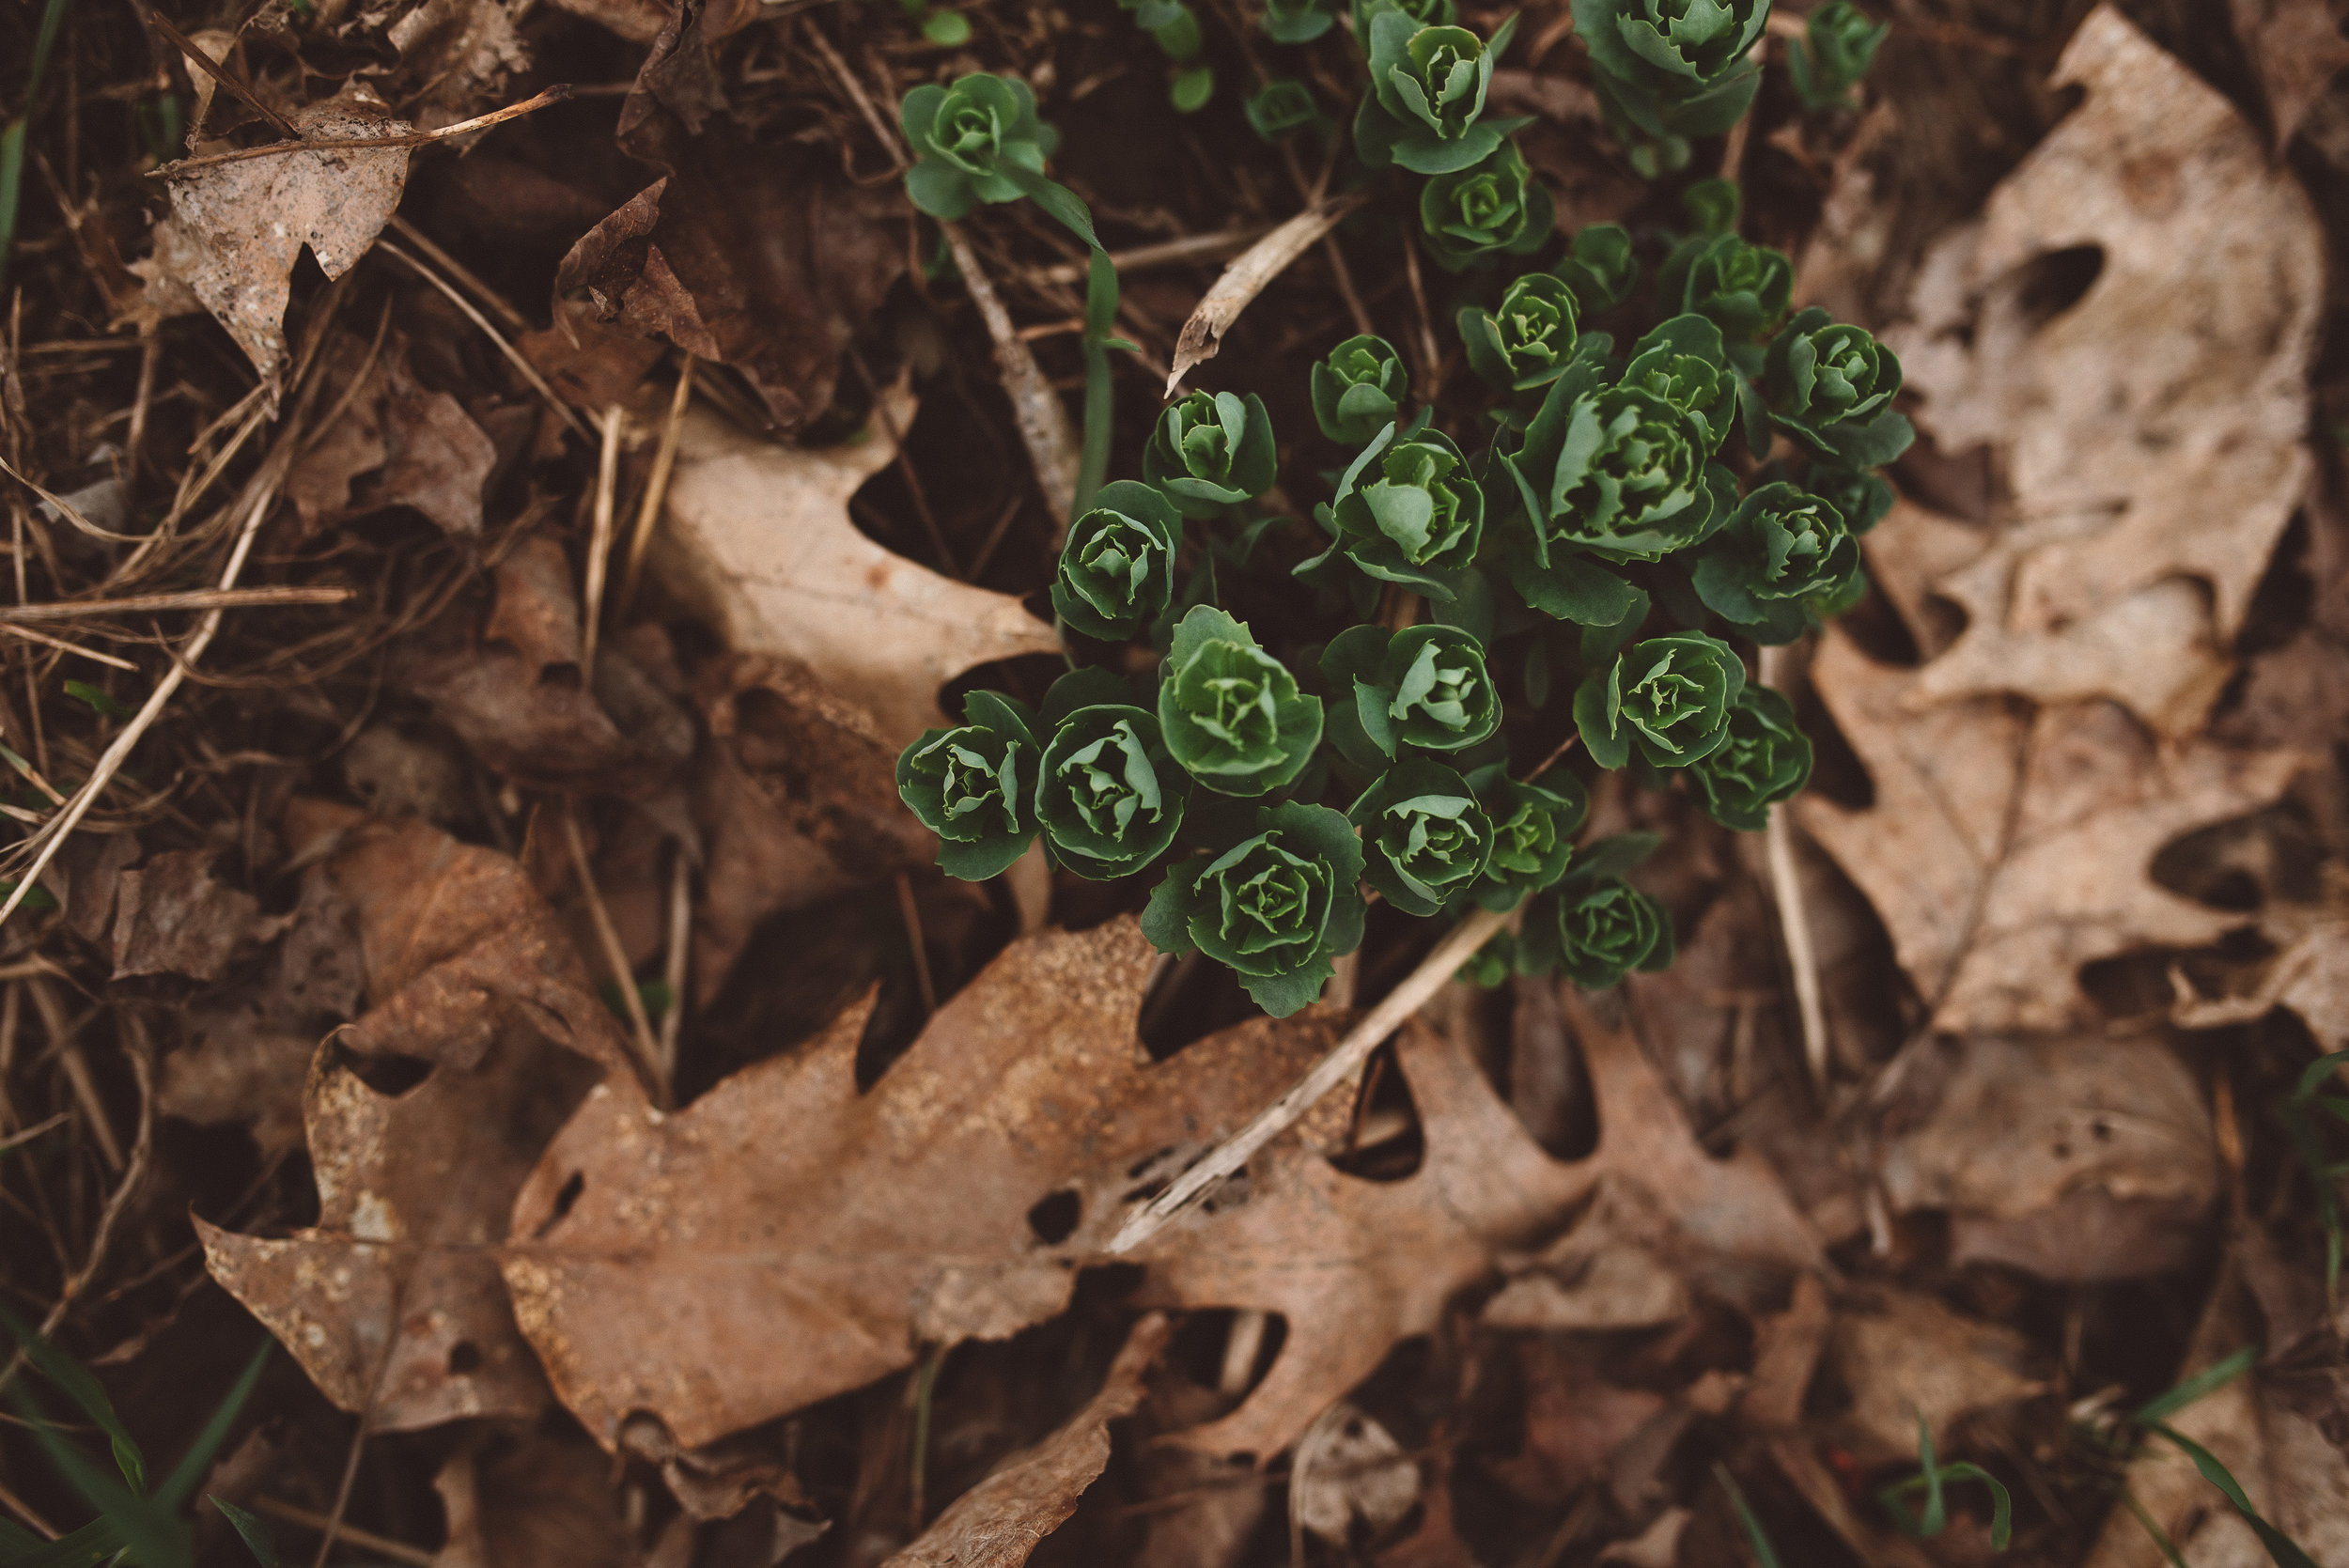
[1570,0,1770,146]
[1467,768,1587,908]
[1319,622,1502,769]
[1158,606,1325,797]
[1037,702,1188,877]
[1788,0,1888,109]
[1120,0,1215,111]
[1143,390,1279,518]
[1520,859,1674,986]
[1350,756,1495,916]
[1686,685,1812,831]
[1352,0,1455,38]
[1310,334,1408,443]
[1246,77,1322,140]
[1571,631,1745,769]
[1418,140,1554,269]
[1052,479,1181,641]
[896,689,1045,879]
[1263,0,1340,41]
[1355,10,1525,174]
[1460,272,1582,395]
[1143,800,1367,1016]
[1805,464,1894,534]
[1305,424,1486,598]
[1557,223,1640,311]
[1681,231,1793,343]
[1689,481,1864,643]
[1762,306,1914,466]
[1620,313,1736,455]
[900,73,1062,221]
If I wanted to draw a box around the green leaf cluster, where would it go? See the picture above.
[1571,0,1769,172]
[1788,0,1889,109]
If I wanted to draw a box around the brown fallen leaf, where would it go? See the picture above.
[159,87,415,388]
[882,1313,1170,1568]
[202,807,628,1431]
[1487,1339,1670,1510]
[384,0,531,133]
[1164,198,1362,396]
[1800,631,2304,1035]
[1824,1288,2046,1464]
[650,396,1062,747]
[1882,6,2324,737]
[2231,0,2349,147]
[158,1012,314,1157]
[1290,1402,1420,1546]
[503,921,1817,1465]
[432,1427,634,1568]
[111,849,259,984]
[287,334,498,537]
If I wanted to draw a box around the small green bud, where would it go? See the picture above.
[1460,272,1581,394]
[1142,800,1367,1017]
[1687,686,1813,832]
[1310,334,1408,444]
[1157,606,1324,797]
[895,689,1044,879]
[1143,390,1279,518]
[1051,480,1181,642]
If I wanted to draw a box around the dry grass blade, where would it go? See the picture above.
[941,221,1081,525]
[1163,194,1365,398]
[0,586,352,622]
[149,85,574,175]
[376,240,591,442]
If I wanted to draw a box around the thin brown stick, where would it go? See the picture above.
[803,20,910,170]
[0,585,352,622]
[564,806,664,1098]
[617,358,695,617]
[1757,645,1828,1089]
[251,1498,434,1568]
[375,240,591,442]
[146,9,298,137]
[941,222,1081,525]
[581,404,625,681]
[1107,902,1515,1253]
[1032,225,1276,286]
[385,213,530,334]
[894,871,939,1017]
[149,85,573,175]
[1401,230,1442,397]
[0,625,134,669]
[658,846,691,1106]
[0,1474,59,1540]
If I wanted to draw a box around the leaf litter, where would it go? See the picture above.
[3,0,2348,1563]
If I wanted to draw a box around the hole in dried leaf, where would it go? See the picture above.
[2006,243,2106,332]
[335,1045,434,1097]
[446,1341,481,1375]
[550,1170,585,1224]
[1136,949,1262,1063]
[1026,1188,1081,1246]
[536,660,583,691]
[2151,804,2322,908]
[1330,1038,1425,1182]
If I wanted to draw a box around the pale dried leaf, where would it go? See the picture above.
[158,1015,312,1157]
[1884,7,2324,735]
[1292,1403,1419,1545]
[1595,1508,1690,1568]
[1166,197,1361,397]
[2231,0,2349,147]
[885,1314,1169,1568]
[111,850,258,983]
[1800,631,2305,1034]
[650,395,1060,747]
[386,0,531,132]
[162,91,415,386]
[1826,1288,2046,1463]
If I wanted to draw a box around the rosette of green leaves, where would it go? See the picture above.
[1352,0,1455,39]
[1519,838,1674,986]
[1419,142,1553,270]
[1762,306,1914,466]
[1571,632,1744,769]
[1349,757,1495,916]
[1311,335,1408,443]
[1558,224,1639,312]
[1037,703,1187,877]
[1319,623,1501,768]
[1788,1,1888,109]
[1247,78,1321,140]
[1143,390,1278,519]
[1501,371,1732,621]
[1356,11,1525,174]
[1682,232,1793,343]
[1468,767,1587,908]
[1687,686,1812,831]
[895,690,1043,878]
[901,74,1062,221]
[1304,425,1486,598]
[1570,0,1768,139]
[1690,481,1863,643]
[1158,606,1323,796]
[1807,464,1893,534]
[1143,801,1367,1017]
[1051,480,1180,642]
[1460,272,1580,395]
[1264,0,1339,41]
[1122,0,1214,111]
[1620,314,1735,455]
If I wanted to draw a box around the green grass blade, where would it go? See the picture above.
[207,1498,278,1567]
[0,1304,148,1493]
[0,0,77,301]
[155,1339,271,1511]
[2124,1489,2193,1568]
[1935,1463,2014,1549]
[2133,1343,2258,1425]
[1,1514,127,1568]
[2143,1422,2319,1568]
[2291,1049,2349,1102]
[1714,1463,1782,1568]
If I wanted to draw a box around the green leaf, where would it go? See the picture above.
[2141,1422,2319,1568]
[208,1498,279,1567]
[2133,1343,2258,1425]
[0,1303,148,1494]
[63,680,132,720]
[155,1338,272,1511]
[920,8,972,44]
[1714,1463,1783,1568]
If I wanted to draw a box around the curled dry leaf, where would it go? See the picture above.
[111,849,259,984]
[201,806,629,1431]
[1877,1032,2221,1281]
[1291,1402,1420,1546]
[648,396,1061,747]
[384,0,531,132]
[504,919,1818,1466]
[1165,197,1364,397]
[883,1313,1170,1568]
[159,88,416,388]
[1881,6,2323,737]
[1800,630,2304,1035]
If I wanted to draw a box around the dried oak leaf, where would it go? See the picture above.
[882,1314,1170,1568]
[1882,7,2324,737]
[1800,630,2305,1034]
[383,0,530,132]
[649,396,1060,747]
[505,921,1816,1463]
[201,807,628,1432]
[111,849,259,983]
[1877,1032,2221,1281]
[1824,1288,2045,1464]
[160,88,414,388]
